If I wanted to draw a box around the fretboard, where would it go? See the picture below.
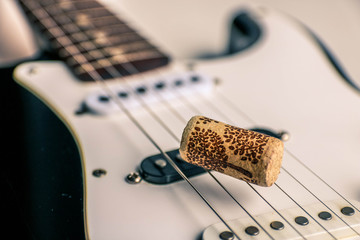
[19,0,170,81]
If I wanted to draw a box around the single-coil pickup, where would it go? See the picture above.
[81,72,213,115]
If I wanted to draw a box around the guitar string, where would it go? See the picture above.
[169,84,337,239]
[191,88,359,236]
[50,1,340,238]
[22,1,243,239]
[28,0,357,238]
[69,1,358,238]
[210,90,360,232]
[46,2,287,238]
[32,1,248,238]
[105,57,308,239]
[125,79,276,240]
[279,169,360,236]
[216,90,360,213]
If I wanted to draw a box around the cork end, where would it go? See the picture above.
[261,137,284,187]
[180,115,200,160]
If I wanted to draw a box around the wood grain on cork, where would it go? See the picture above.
[180,116,284,187]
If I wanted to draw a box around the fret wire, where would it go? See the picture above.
[76,14,125,27]
[86,23,133,36]
[24,1,165,80]
[65,7,113,19]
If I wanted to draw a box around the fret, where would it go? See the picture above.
[58,45,81,58]
[87,50,105,59]
[32,8,49,19]
[20,0,41,11]
[62,23,81,34]
[50,36,73,49]
[111,50,165,64]
[79,41,97,51]
[66,1,103,11]
[86,24,133,38]
[43,4,64,16]
[68,43,155,64]
[99,33,145,46]
[47,26,66,38]
[57,1,75,11]
[65,54,89,67]
[39,17,59,29]
[18,0,170,81]
[71,32,90,43]
[66,7,113,21]
[89,16,124,28]
[75,13,92,28]
[104,41,155,56]
[52,14,73,25]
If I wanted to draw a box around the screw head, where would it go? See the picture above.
[279,131,290,141]
[125,172,142,184]
[92,169,107,177]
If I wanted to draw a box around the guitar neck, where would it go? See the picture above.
[18,0,170,81]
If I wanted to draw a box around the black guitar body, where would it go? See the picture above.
[1,54,85,240]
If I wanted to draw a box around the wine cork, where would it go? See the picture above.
[180,116,284,187]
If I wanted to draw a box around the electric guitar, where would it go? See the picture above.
[6,0,360,239]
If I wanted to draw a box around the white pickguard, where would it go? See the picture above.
[13,2,360,240]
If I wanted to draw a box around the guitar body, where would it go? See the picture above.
[6,0,360,239]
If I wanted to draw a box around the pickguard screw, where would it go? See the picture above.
[28,66,38,75]
[125,172,142,184]
[92,169,107,177]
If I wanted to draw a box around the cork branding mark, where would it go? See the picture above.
[180,116,284,186]
[223,124,269,165]
[187,117,260,177]
[185,117,260,179]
